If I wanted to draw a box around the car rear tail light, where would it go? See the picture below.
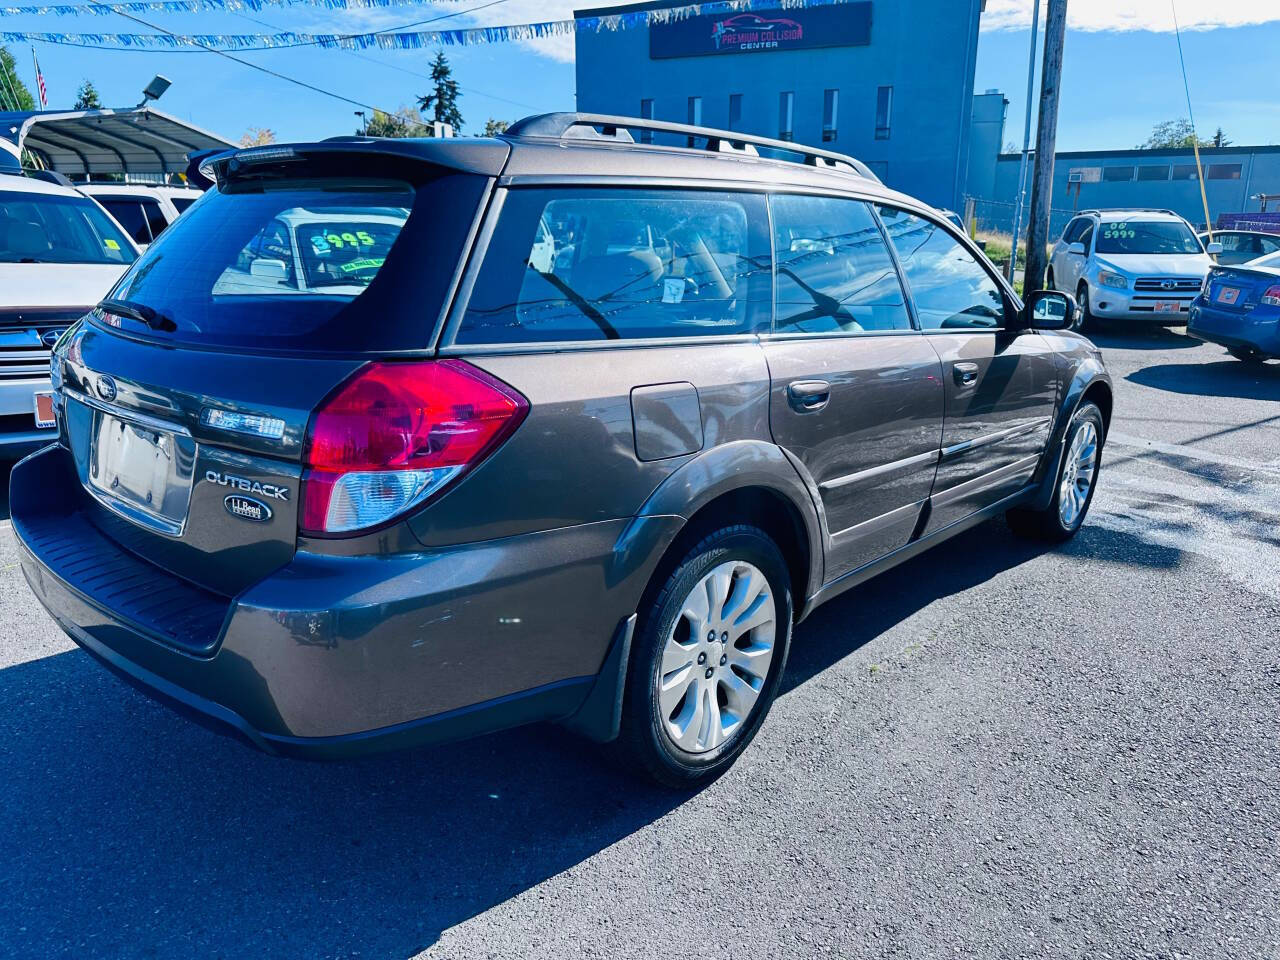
[300,360,528,536]
[1262,285,1280,307]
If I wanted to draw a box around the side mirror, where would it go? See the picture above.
[1023,289,1078,331]
[1067,241,1087,256]
[1206,241,1223,256]
[249,258,289,281]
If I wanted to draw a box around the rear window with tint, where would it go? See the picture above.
[456,187,772,344]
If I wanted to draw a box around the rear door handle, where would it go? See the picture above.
[953,362,979,387]
[787,379,831,412]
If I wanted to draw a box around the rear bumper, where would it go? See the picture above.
[1187,303,1280,357]
[12,445,680,758]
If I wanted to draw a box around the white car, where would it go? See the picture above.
[1048,209,1221,329]
[78,183,203,249]
[0,172,139,456]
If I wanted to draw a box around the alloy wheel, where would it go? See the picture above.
[1058,420,1099,528]
[655,560,777,754]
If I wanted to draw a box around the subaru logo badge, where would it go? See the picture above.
[94,375,117,402]
[41,328,65,348]
[224,495,272,523]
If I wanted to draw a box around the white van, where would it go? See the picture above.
[0,173,139,455]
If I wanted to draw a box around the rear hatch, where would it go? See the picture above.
[51,142,503,598]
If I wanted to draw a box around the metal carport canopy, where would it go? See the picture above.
[0,107,233,178]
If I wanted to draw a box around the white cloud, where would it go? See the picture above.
[983,0,1280,33]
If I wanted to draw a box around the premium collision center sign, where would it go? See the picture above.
[650,2,872,59]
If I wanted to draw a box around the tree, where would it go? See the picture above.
[481,118,509,138]
[1138,118,1221,150]
[363,107,430,138]
[239,126,277,147]
[1211,127,1231,148]
[0,46,35,112]
[418,52,463,134]
[73,80,102,110]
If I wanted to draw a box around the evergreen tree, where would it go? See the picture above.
[0,46,36,112]
[74,80,103,110]
[418,52,463,134]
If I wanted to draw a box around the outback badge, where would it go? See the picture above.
[225,494,272,523]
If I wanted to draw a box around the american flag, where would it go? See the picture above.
[31,50,47,108]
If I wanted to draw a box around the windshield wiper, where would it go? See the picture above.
[98,298,176,333]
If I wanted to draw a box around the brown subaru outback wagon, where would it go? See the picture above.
[12,114,1111,786]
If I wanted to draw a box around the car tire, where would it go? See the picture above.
[1007,401,1105,543]
[617,525,793,789]
[1227,346,1266,364]
[1077,282,1103,334]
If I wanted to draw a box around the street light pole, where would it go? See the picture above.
[1006,0,1041,282]
[1023,0,1069,297]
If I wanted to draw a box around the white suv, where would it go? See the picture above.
[1048,209,1221,329]
[78,183,203,249]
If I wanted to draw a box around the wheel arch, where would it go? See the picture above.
[633,440,823,623]
[1029,359,1113,511]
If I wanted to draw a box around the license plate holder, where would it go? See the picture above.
[33,391,55,428]
[1154,301,1183,313]
[87,410,196,537]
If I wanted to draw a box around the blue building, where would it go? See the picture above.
[574,0,987,212]
[974,145,1280,234]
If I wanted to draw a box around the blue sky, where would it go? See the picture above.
[2,0,1278,150]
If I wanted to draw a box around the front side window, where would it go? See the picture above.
[1094,219,1201,255]
[141,198,169,239]
[457,188,771,344]
[0,190,136,265]
[1061,218,1086,243]
[877,206,1007,330]
[772,194,910,334]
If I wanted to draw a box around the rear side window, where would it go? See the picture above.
[877,206,1007,330]
[169,195,197,214]
[771,193,911,334]
[0,190,135,265]
[456,188,772,344]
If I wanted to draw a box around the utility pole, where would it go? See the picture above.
[1006,0,1041,282]
[1023,0,1068,296]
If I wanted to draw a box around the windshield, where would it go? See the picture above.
[1094,219,1202,256]
[105,179,414,350]
[0,190,136,265]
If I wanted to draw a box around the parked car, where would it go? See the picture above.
[1198,229,1280,266]
[1048,209,1220,329]
[11,115,1112,787]
[78,183,203,249]
[0,172,138,457]
[1188,249,1280,363]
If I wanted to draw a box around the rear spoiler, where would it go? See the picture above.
[188,139,509,187]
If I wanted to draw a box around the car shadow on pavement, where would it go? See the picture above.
[1126,360,1280,401]
[0,519,1180,959]
[1087,326,1200,351]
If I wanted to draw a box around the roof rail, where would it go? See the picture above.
[503,112,879,182]
[1086,207,1181,217]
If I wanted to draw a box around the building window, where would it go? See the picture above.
[875,86,892,140]
[822,89,839,143]
[1137,164,1170,181]
[687,96,702,146]
[728,93,743,132]
[1207,163,1243,180]
[639,99,654,144]
[779,91,794,142]
[1103,166,1135,182]
[1172,163,1200,181]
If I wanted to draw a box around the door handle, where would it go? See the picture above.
[787,379,831,412]
[953,362,979,387]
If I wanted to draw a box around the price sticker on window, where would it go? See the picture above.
[1104,222,1136,240]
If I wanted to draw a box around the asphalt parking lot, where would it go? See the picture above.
[1,328,1277,960]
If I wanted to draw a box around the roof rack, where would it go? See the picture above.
[1081,208,1181,217]
[503,113,880,183]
